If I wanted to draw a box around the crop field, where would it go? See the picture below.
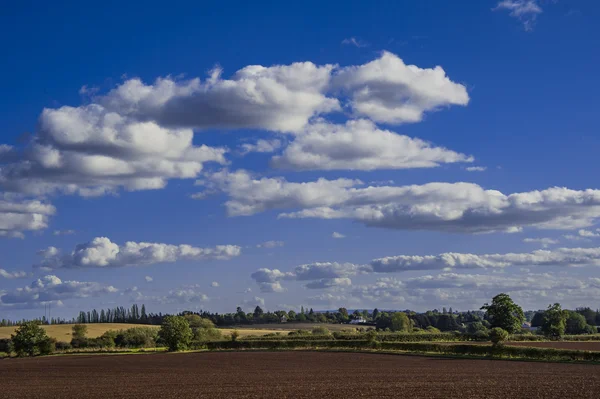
[1,352,599,398]
[0,323,157,340]
[0,324,289,340]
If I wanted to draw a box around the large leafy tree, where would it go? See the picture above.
[541,303,567,339]
[158,316,192,351]
[565,310,587,335]
[11,321,53,357]
[390,312,412,332]
[481,293,524,334]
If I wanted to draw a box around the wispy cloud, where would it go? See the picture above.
[341,37,368,48]
[494,0,543,31]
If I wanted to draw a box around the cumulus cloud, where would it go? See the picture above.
[240,296,265,311]
[256,240,284,249]
[271,119,472,171]
[0,269,28,279]
[331,51,469,124]
[523,237,559,248]
[211,281,220,288]
[0,197,55,238]
[34,237,242,270]
[251,262,358,292]
[0,275,117,308]
[351,271,590,308]
[200,170,600,234]
[367,247,600,273]
[494,0,543,31]
[144,276,153,283]
[332,232,346,239]
[0,104,227,197]
[99,64,339,133]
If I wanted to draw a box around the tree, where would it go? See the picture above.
[565,311,587,335]
[489,327,509,346]
[481,293,524,334]
[158,316,192,351]
[530,311,545,328]
[390,312,411,332]
[575,307,597,326]
[253,306,264,320]
[72,324,88,340]
[11,322,53,357]
[372,308,380,320]
[540,303,567,340]
[184,314,222,342]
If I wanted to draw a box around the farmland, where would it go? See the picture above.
[1,352,599,398]
[0,323,290,341]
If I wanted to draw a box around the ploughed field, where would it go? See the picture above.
[1,352,599,398]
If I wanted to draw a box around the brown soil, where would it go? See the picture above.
[1,351,599,398]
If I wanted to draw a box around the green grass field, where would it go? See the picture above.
[0,323,292,340]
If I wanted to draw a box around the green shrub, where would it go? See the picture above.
[231,330,240,342]
[490,328,509,345]
[115,327,158,348]
[158,316,193,351]
[38,338,56,355]
[311,326,331,336]
[0,338,12,353]
[55,341,72,351]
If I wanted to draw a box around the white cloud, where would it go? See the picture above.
[271,119,472,171]
[256,240,284,249]
[0,104,227,197]
[0,269,28,279]
[331,51,469,124]
[251,262,358,292]
[34,237,242,269]
[144,276,153,283]
[466,166,487,172]
[577,229,600,238]
[201,170,600,234]
[99,64,339,133]
[332,232,346,239]
[240,296,265,311]
[0,275,118,308]
[341,37,368,48]
[367,246,600,273]
[211,281,220,288]
[494,1,543,31]
[0,197,55,238]
[523,237,559,248]
[240,139,283,155]
[156,288,209,305]
[53,229,76,236]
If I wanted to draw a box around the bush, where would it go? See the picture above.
[0,338,12,353]
[11,322,52,357]
[115,327,158,348]
[311,326,331,336]
[231,330,240,342]
[489,328,509,346]
[55,341,72,351]
[158,316,193,351]
[38,338,56,355]
[70,337,89,348]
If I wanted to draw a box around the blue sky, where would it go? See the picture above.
[1,0,600,320]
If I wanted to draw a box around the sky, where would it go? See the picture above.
[1,0,600,320]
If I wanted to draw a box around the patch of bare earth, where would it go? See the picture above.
[1,352,599,398]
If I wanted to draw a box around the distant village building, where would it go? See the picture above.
[522,322,537,332]
[280,315,288,323]
[349,317,366,324]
